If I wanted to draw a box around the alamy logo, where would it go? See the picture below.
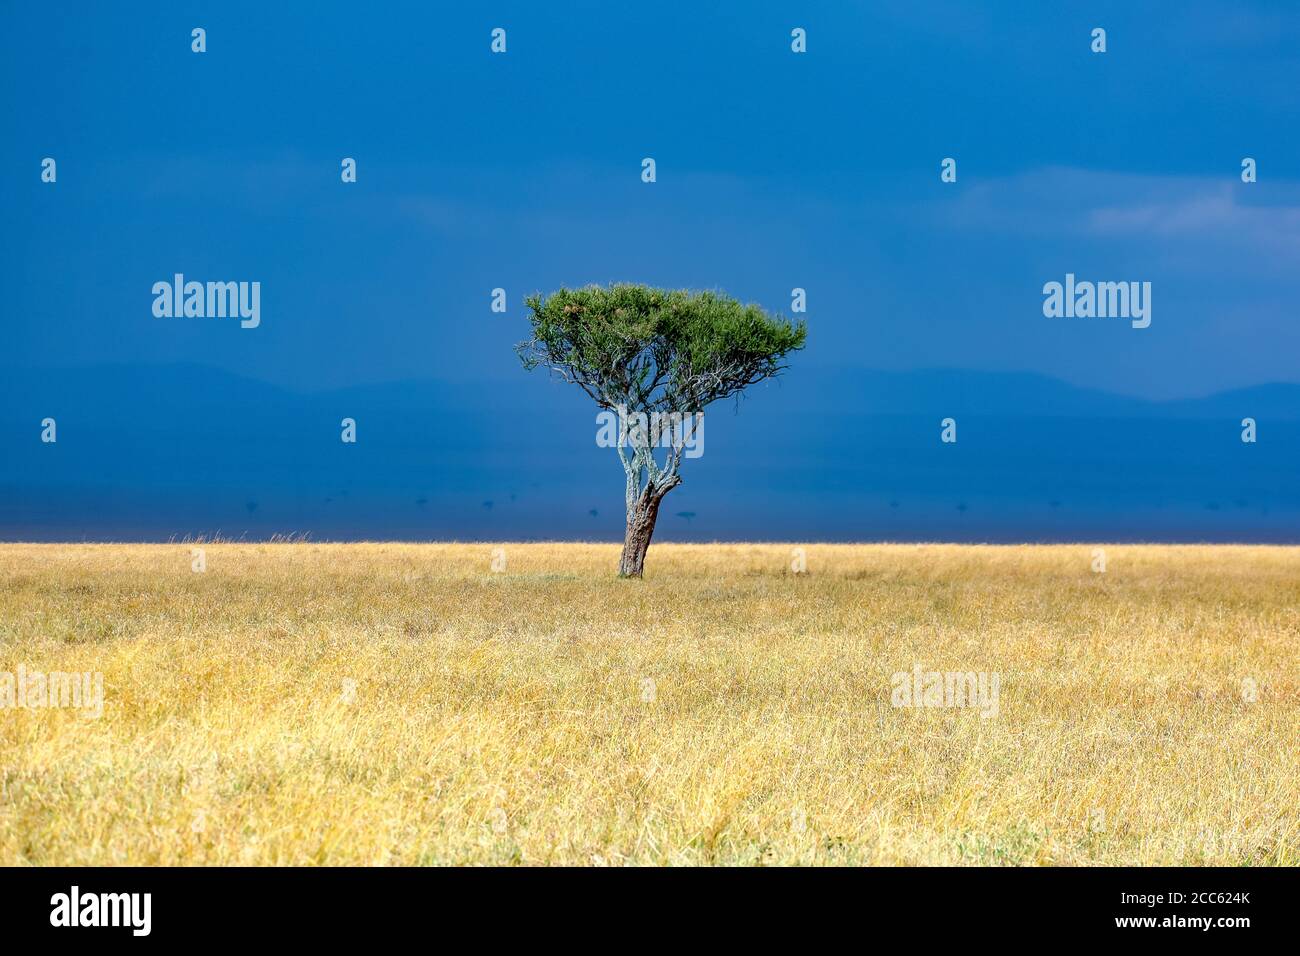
[0,664,103,718]
[152,274,260,328]
[890,663,999,718]
[595,405,704,459]
[50,886,151,936]
[1042,273,1150,329]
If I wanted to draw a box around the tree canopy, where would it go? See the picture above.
[517,284,806,414]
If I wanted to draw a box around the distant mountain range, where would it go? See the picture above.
[6,362,1299,418]
[2,364,1297,542]
[771,367,1300,420]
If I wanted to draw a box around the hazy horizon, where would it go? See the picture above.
[4,360,1295,543]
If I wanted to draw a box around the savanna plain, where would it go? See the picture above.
[0,542,1296,866]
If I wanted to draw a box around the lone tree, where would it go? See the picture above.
[518,283,806,577]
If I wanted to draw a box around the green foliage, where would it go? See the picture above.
[518,283,806,411]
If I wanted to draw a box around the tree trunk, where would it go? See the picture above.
[618,484,673,578]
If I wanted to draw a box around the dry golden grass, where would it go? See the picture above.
[0,542,1297,866]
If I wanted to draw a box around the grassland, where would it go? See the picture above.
[0,542,1297,866]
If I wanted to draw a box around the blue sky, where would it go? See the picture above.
[3,2,1298,540]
